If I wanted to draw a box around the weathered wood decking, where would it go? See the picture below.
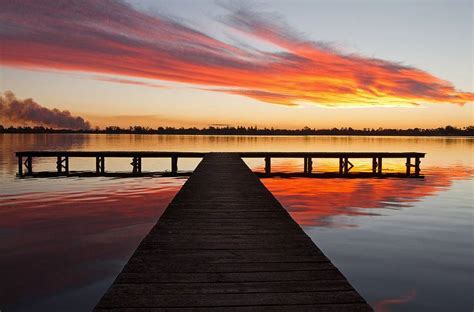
[95,153,373,311]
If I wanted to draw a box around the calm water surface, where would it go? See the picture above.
[0,134,473,311]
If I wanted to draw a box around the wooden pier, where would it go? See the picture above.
[94,153,373,311]
[15,151,425,178]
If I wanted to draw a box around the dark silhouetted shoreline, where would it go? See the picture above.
[1,125,473,136]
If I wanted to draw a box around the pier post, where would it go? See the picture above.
[377,157,383,175]
[56,156,63,174]
[406,157,411,176]
[171,156,178,174]
[265,157,271,175]
[304,157,308,174]
[18,156,23,177]
[131,156,142,174]
[65,157,69,175]
[308,157,313,174]
[344,157,349,175]
[56,156,69,174]
[25,156,32,176]
[414,157,421,177]
[372,158,377,174]
[96,156,105,175]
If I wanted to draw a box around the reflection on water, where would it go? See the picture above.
[262,164,473,227]
[0,134,473,311]
[0,177,183,311]
[263,163,473,311]
[373,290,417,312]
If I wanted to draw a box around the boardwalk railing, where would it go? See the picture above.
[15,151,425,178]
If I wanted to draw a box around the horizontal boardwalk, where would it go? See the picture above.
[95,153,373,311]
[16,150,425,177]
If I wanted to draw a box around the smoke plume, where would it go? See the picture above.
[0,91,91,130]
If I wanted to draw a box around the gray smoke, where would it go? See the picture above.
[0,91,91,130]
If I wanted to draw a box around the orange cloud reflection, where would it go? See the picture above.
[262,165,473,227]
[373,289,417,312]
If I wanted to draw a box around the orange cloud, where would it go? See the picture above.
[92,76,167,89]
[0,0,472,107]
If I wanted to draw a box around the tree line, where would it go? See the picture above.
[1,124,473,136]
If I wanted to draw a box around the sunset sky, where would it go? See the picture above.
[1,0,473,129]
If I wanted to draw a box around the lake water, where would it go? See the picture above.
[0,134,472,311]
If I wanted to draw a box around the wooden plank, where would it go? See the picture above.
[15,151,207,158]
[142,233,314,243]
[123,261,334,273]
[103,280,352,294]
[114,270,347,283]
[97,291,366,308]
[240,152,425,158]
[95,153,373,311]
[15,150,425,158]
[94,304,372,312]
[119,253,329,264]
